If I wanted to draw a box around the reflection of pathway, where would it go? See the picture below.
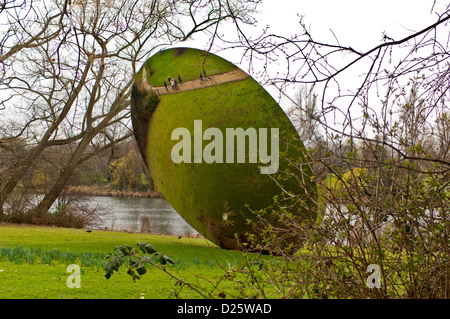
[139,68,249,95]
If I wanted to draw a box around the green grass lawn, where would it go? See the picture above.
[141,47,237,87]
[0,224,251,299]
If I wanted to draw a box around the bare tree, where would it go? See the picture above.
[0,0,260,219]
[226,2,450,298]
[287,85,322,147]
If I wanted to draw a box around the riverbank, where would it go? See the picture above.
[64,185,164,199]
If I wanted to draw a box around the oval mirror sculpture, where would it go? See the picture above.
[131,47,317,250]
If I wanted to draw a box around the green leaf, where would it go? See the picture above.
[158,255,166,265]
[160,255,175,265]
[144,244,157,254]
[127,268,140,281]
[136,264,147,275]
[137,242,157,254]
[112,260,121,272]
[119,247,130,256]
[137,242,146,253]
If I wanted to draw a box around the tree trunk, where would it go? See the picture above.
[31,133,94,218]
[0,59,92,213]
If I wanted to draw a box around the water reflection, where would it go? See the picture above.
[80,196,199,236]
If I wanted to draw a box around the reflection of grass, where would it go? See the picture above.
[142,47,237,87]
[147,76,316,243]
[0,225,250,298]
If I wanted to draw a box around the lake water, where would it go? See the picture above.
[79,196,199,236]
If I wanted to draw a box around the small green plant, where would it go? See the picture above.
[103,242,211,298]
[0,246,106,266]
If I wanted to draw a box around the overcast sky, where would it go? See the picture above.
[203,0,450,129]
[258,0,445,50]
[225,0,449,112]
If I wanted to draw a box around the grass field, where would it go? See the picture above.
[142,47,237,87]
[0,224,252,299]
